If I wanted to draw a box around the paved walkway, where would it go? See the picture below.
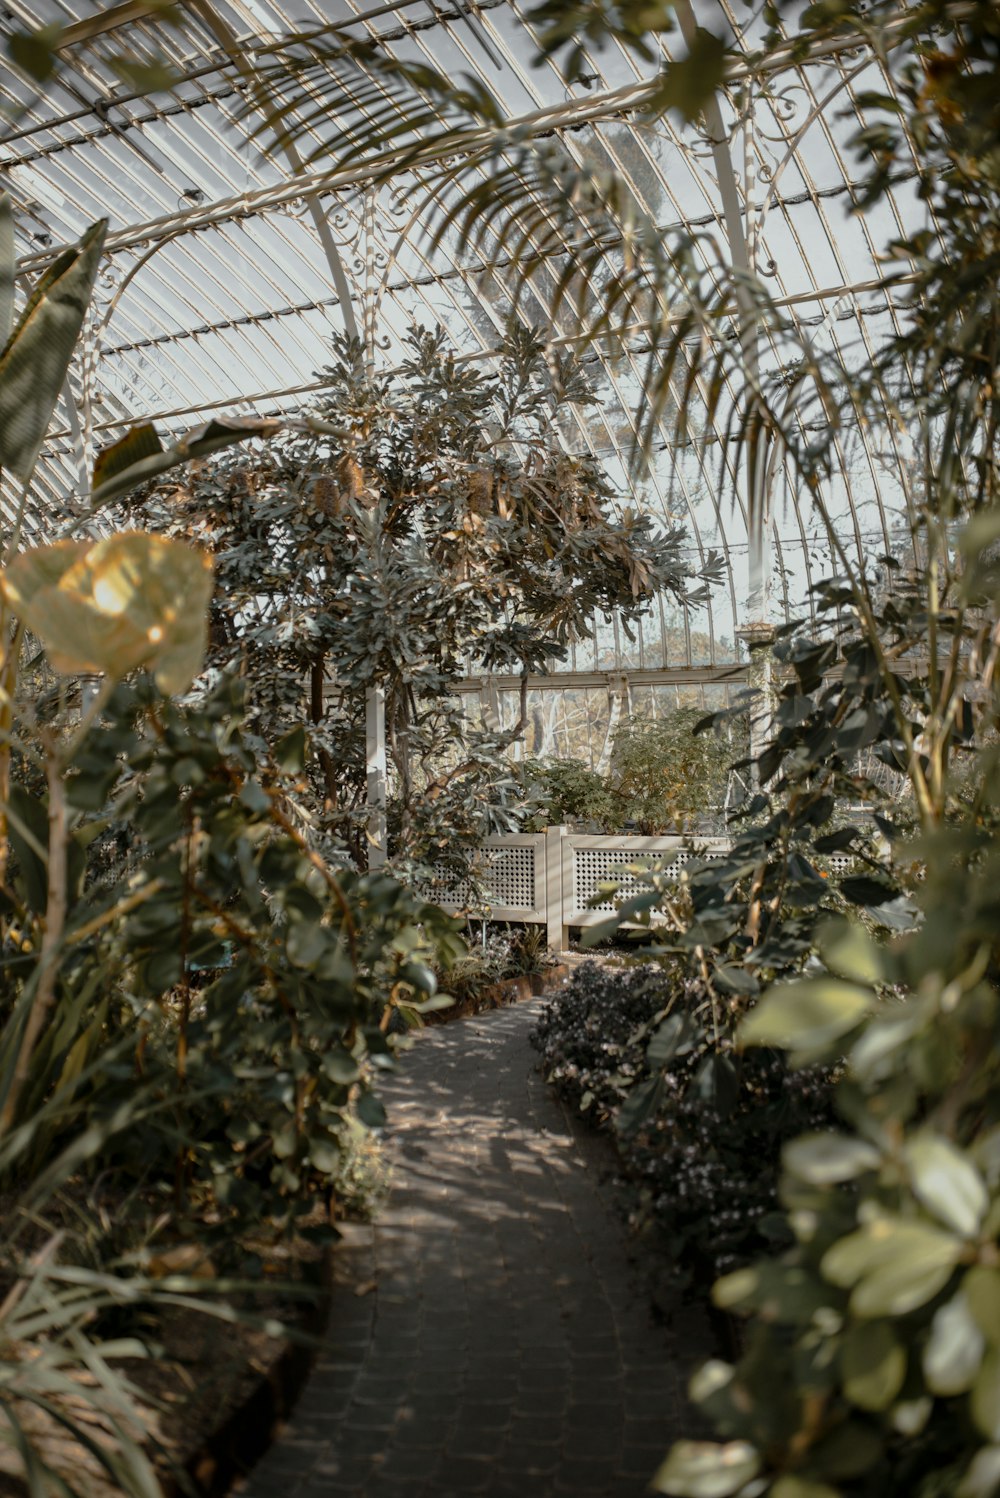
[239,999,710,1498]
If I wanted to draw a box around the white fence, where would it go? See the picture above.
[423,828,858,951]
[421,829,721,951]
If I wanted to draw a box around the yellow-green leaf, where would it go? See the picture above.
[0,533,213,693]
[817,918,887,986]
[738,978,872,1052]
[973,1349,1000,1441]
[841,1321,906,1410]
[822,1218,962,1316]
[967,1268,1000,1343]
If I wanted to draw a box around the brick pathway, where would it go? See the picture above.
[238,999,710,1498]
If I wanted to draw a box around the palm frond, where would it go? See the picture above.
[238,28,910,521]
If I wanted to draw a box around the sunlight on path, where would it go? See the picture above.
[238,999,710,1498]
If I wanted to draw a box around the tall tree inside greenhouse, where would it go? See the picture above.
[132,324,714,872]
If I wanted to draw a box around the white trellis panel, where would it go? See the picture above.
[561,833,730,950]
[423,828,862,951]
[569,836,730,915]
[423,834,547,923]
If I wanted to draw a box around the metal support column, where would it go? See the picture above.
[481,675,502,732]
[365,684,387,868]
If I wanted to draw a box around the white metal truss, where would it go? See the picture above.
[0,0,938,674]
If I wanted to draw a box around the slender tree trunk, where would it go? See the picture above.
[310,653,341,811]
[310,657,325,724]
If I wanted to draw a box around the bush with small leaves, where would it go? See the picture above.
[532,962,835,1282]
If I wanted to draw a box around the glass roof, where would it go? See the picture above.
[0,0,926,673]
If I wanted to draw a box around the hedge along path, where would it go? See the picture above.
[237,997,711,1498]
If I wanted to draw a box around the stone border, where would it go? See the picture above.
[166,1258,333,1497]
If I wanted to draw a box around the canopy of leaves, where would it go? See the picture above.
[129,323,717,874]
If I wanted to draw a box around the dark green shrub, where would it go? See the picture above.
[532,962,835,1282]
[520,756,619,829]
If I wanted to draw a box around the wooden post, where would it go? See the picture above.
[544,824,567,953]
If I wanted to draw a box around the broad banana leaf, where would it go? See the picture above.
[90,415,282,508]
[0,216,107,481]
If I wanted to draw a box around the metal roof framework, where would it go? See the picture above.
[0,0,931,682]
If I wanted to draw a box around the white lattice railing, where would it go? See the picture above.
[427,828,863,951]
[421,834,546,923]
[569,837,727,915]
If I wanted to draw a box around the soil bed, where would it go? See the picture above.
[0,1223,329,1498]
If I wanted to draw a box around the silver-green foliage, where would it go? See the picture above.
[130,324,715,874]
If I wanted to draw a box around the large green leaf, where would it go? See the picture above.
[783,1132,881,1185]
[904,1135,988,1238]
[822,1218,962,1316]
[90,415,282,508]
[852,1255,962,1318]
[0,218,107,481]
[973,1350,1000,1441]
[652,1440,761,1497]
[967,1268,1000,1343]
[817,919,887,986]
[924,1292,985,1395]
[956,1446,1000,1498]
[841,1321,906,1411]
[0,533,214,692]
[738,978,872,1052]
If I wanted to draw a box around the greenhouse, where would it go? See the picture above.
[0,0,997,1493]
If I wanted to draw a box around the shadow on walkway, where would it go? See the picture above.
[237,999,711,1498]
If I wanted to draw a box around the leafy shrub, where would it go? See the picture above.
[532,962,835,1282]
[519,756,619,829]
[0,524,463,1492]
[607,710,742,834]
[532,961,670,1116]
[7,672,463,1230]
[434,922,552,1007]
[659,891,1000,1498]
[132,325,709,870]
[625,1050,836,1280]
